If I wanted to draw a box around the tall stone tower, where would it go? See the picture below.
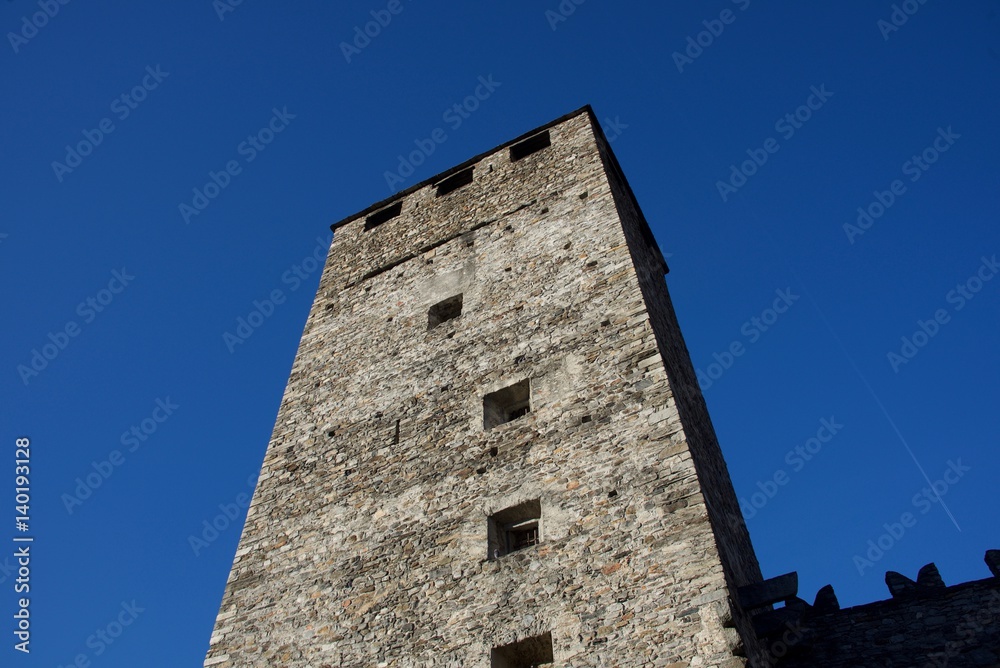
[205,107,772,667]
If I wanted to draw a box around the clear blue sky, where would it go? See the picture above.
[2,1,998,665]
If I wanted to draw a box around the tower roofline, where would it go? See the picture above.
[328,104,668,272]
[330,105,597,232]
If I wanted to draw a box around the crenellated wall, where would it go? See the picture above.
[746,551,1000,667]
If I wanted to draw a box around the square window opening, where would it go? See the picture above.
[435,166,474,197]
[483,379,530,430]
[509,131,551,162]
[364,201,402,230]
[488,499,541,561]
[428,294,463,330]
[491,631,553,668]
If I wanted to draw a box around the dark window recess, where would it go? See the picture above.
[428,294,463,330]
[509,523,538,550]
[488,499,541,561]
[509,131,551,162]
[435,167,474,197]
[364,201,403,230]
[483,379,530,430]
[490,631,554,668]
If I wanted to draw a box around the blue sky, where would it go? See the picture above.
[2,1,998,665]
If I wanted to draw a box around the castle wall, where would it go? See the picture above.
[778,568,1000,667]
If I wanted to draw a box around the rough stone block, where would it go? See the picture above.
[812,585,839,613]
[885,571,917,599]
[738,572,798,609]
[917,563,945,590]
[986,550,1000,578]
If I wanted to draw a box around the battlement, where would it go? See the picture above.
[745,550,1000,667]
[325,106,666,291]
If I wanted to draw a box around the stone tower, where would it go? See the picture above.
[204,107,772,667]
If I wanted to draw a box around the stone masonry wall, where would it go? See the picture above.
[204,109,758,667]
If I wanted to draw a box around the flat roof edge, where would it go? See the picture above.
[329,105,596,232]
